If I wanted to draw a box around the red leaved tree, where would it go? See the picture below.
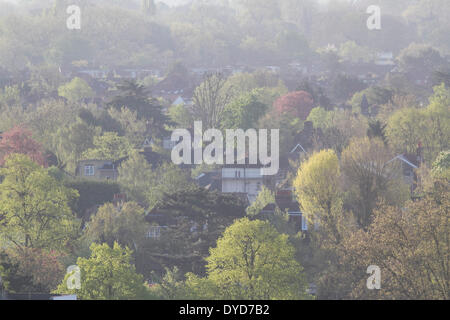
[8,248,66,293]
[273,91,314,121]
[0,126,47,166]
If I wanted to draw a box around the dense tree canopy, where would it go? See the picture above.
[58,77,94,103]
[274,91,314,121]
[340,180,449,299]
[185,218,311,300]
[0,154,79,251]
[56,242,148,300]
[0,0,448,301]
[0,126,47,166]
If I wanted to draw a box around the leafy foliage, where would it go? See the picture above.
[185,218,311,300]
[341,180,449,299]
[0,126,47,166]
[58,77,94,103]
[56,242,148,300]
[84,202,148,250]
[65,179,121,221]
[142,187,247,275]
[0,154,80,251]
[274,91,314,121]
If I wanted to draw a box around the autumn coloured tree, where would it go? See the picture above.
[0,126,47,166]
[273,90,314,121]
[341,137,409,228]
[0,248,66,294]
[340,179,449,300]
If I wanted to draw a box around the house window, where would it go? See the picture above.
[84,165,95,176]
[301,215,308,231]
[147,226,162,239]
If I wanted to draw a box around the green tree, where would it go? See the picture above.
[117,151,153,205]
[293,149,343,243]
[84,202,148,251]
[0,154,80,251]
[146,162,195,209]
[51,118,100,172]
[58,77,94,103]
[108,80,170,138]
[318,109,368,155]
[0,84,21,107]
[82,132,131,161]
[185,218,310,300]
[349,87,393,114]
[148,267,186,300]
[386,84,450,163]
[56,242,148,300]
[397,43,446,78]
[367,120,387,144]
[66,180,121,221]
[330,74,366,102]
[142,187,247,276]
[107,107,147,148]
[293,151,357,300]
[221,89,268,130]
[26,98,78,150]
[168,103,194,128]
[246,186,275,217]
[338,41,373,64]
[432,150,450,179]
[306,107,332,129]
[224,70,284,98]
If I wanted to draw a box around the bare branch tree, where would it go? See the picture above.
[192,73,233,129]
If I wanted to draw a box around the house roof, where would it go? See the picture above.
[172,96,185,105]
[290,143,307,154]
[386,154,419,169]
[195,171,221,191]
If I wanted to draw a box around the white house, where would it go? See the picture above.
[221,166,264,203]
[375,52,395,66]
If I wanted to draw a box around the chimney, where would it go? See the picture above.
[416,141,423,165]
[145,120,152,136]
